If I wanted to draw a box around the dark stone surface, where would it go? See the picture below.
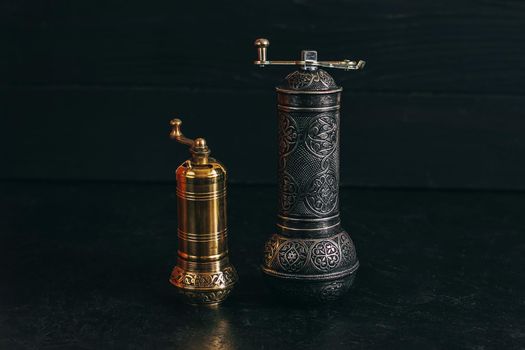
[1,181,524,349]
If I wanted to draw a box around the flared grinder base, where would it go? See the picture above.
[261,231,359,302]
[169,259,238,306]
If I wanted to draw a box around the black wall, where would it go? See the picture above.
[2,1,525,189]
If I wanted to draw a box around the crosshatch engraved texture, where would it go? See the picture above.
[277,108,340,218]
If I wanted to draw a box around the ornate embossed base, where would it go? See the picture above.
[261,231,358,302]
[169,262,238,306]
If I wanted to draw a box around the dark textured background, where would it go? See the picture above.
[2,1,525,188]
[2,3,525,349]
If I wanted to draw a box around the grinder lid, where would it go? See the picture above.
[279,67,339,91]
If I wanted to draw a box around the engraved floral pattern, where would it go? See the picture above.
[278,112,298,157]
[170,266,237,288]
[305,115,337,157]
[311,240,341,271]
[285,69,337,90]
[264,237,279,266]
[280,172,299,212]
[278,241,308,272]
[340,234,356,264]
[305,172,338,215]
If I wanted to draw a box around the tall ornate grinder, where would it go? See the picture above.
[254,38,365,301]
[168,118,238,305]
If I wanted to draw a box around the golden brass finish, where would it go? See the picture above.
[169,118,193,147]
[168,118,237,305]
[170,118,211,165]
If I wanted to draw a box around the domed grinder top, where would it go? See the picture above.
[254,38,365,301]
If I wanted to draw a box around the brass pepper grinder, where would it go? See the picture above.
[254,38,365,301]
[168,118,238,305]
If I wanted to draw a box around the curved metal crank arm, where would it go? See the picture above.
[254,38,365,71]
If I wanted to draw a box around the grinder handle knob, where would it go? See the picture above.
[169,118,210,164]
[170,118,194,147]
[254,38,270,66]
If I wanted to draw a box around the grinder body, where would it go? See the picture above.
[254,41,364,301]
[168,120,237,305]
[262,70,359,301]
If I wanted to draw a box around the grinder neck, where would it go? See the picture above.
[300,50,319,71]
[188,138,210,165]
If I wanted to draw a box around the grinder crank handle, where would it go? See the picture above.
[254,38,365,70]
[169,118,210,164]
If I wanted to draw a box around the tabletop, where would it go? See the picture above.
[1,181,524,349]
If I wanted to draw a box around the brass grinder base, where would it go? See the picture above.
[169,258,238,306]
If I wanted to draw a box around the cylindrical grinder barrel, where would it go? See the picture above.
[261,68,359,301]
[169,160,237,305]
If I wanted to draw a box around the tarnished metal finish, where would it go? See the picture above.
[168,119,237,305]
[254,38,364,301]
